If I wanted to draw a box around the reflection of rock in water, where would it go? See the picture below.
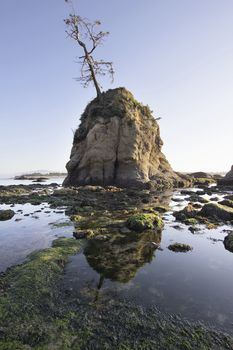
[84,230,162,283]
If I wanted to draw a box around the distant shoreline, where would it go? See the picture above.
[14,172,67,180]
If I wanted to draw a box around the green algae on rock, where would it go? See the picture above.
[183,217,199,226]
[200,203,233,221]
[168,243,193,252]
[0,237,82,348]
[173,204,199,222]
[126,212,164,232]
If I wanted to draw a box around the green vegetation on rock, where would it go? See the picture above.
[168,243,193,252]
[0,237,82,348]
[200,203,233,221]
[173,204,199,222]
[126,213,163,232]
[184,218,199,226]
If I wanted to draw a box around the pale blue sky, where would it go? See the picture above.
[1,0,233,175]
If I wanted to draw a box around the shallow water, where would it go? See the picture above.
[1,183,233,336]
[62,222,233,334]
[62,192,233,335]
[0,203,73,272]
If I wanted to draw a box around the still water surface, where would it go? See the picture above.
[1,180,233,335]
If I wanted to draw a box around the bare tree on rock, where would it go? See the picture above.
[64,1,114,100]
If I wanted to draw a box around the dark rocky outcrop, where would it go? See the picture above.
[173,204,199,222]
[0,209,15,221]
[200,203,233,221]
[63,88,189,188]
[189,172,213,179]
[218,165,233,186]
[224,232,233,252]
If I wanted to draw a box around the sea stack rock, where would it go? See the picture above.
[63,88,185,188]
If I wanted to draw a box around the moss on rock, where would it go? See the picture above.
[184,218,199,226]
[0,238,82,347]
[168,243,193,252]
[126,213,163,232]
[200,203,233,221]
[173,204,199,222]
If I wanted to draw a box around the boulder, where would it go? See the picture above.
[173,204,199,222]
[224,232,233,252]
[200,203,233,221]
[126,213,163,232]
[63,88,189,188]
[0,209,15,221]
[218,165,233,186]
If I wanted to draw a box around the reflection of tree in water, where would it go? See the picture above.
[84,230,162,284]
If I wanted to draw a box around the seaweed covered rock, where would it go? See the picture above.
[168,243,193,252]
[173,204,199,222]
[64,88,188,188]
[200,203,233,221]
[126,213,163,232]
[0,209,15,221]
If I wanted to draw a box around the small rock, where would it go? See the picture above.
[224,232,233,252]
[73,231,87,239]
[188,226,200,233]
[168,243,193,252]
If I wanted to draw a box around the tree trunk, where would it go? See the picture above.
[82,43,102,100]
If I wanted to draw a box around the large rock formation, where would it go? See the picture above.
[218,165,233,186]
[224,165,233,181]
[63,88,186,188]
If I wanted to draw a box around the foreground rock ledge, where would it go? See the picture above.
[64,88,188,189]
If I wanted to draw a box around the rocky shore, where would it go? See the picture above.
[0,177,233,349]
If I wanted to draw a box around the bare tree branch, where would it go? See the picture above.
[64,1,114,99]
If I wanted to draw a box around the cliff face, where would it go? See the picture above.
[63,88,183,188]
